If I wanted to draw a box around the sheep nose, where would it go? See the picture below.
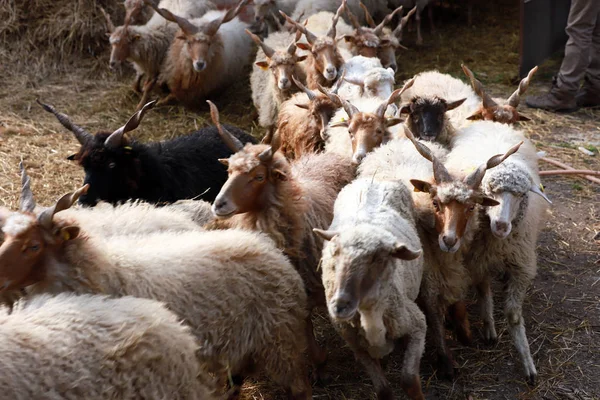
[325,66,336,75]
[442,234,457,249]
[215,198,227,211]
[352,152,366,164]
[330,295,355,319]
[279,77,289,87]
[495,220,508,233]
[194,60,206,72]
[389,64,397,72]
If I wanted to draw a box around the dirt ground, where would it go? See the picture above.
[0,0,598,399]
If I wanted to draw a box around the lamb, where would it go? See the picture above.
[274,75,344,159]
[248,29,307,139]
[206,101,356,379]
[0,293,220,400]
[281,3,347,89]
[314,178,426,400]
[461,64,539,124]
[103,0,215,110]
[148,0,254,106]
[336,55,395,100]
[358,131,522,379]
[323,78,414,164]
[445,121,551,384]
[398,70,478,145]
[0,190,311,399]
[39,100,256,206]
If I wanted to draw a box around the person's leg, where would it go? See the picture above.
[526,0,600,111]
[577,8,600,107]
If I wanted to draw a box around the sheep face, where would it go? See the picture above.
[108,27,139,69]
[345,113,395,165]
[363,69,395,99]
[377,31,401,71]
[468,105,526,124]
[318,227,421,321]
[296,95,340,141]
[400,96,466,142]
[343,30,380,59]
[177,31,215,72]
[253,0,275,22]
[259,53,306,91]
[298,38,342,82]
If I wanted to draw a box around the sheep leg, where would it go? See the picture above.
[448,300,472,346]
[416,12,423,46]
[133,73,145,93]
[338,324,393,400]
[503,266,537,385]
[156,92,178,107]
[427,4,436,34]
[399,302,426,400]
[420,296,454,380]
[306,314,328,384]
[136,78,157,112]
[477,278,498,344]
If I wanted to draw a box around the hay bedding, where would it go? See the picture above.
[1,0,599,399]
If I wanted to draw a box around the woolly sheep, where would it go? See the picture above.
[0,192,311,399]
[314,178,426,400]
[0,293,219,400]
[446,121,550,383]
[399,70,478,145]
[336,55,395,101]
[149,0,254,106]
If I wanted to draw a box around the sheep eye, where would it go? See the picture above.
[432,200,440,211]
[255,175,265,182]
[28,244,40,252]
[109,162,116,169]
[468,204,476,212]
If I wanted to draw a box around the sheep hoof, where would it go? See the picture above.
[526,372,537,386]
[436,353,455,381]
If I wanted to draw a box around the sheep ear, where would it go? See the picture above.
[518,113,531,121]
[59,226,81,242]
[342,35,355,43]
[255,61,269,70]
[295,103,310,109]
[296,42,311,51]
[398,104,411,115]
[379,38,391,47]
[296,55,308,63]
[313,228,339,241]
[218,158,229,166]
[466,111,483,121]
[479,196,500,207]
[410,179,431,193]
[66,154,77,161]
[446,98,466,111]
[391,244,422,260]
[176,33,187,40]
[330,121,349,128]
[272,168,287,181]
[386,117,402,127]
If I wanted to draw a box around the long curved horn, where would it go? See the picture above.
[403,125,453,183]
[359,3,375,27]
[207,100,244,152]
[393,6,416,39]
[19,162,36,213]
[37,100,93,146]
[530,184,552,205]
[464,141,523,188]
[507,66,538,108]
[245,29,275,58]
[344,2,363,31]
[143,0,199,35]
[375,77,414,118]
[38,184,89,230]
[287,39,297,55]
[104,100,156,148]
[292,75,317,101]
[281,11,317,43]
[375,5,403,36]
[461,64,498,109]
[316,84,342,107]
[99,7,115,33]
[327,0,346,38]
[222,0,248,24]
[330,69,346,94]
[340,97,360,119]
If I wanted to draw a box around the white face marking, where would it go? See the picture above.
[2,214,35,237]
[487,192,520,238]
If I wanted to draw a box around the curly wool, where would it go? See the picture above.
[435,183,474,204]
[483,164,532,196]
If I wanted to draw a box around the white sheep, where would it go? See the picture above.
[445,121,551,384]
[336,55,395,101]
[398,70,479,145]
[0,192,311,399]
[149,0,254,106]
[314,178,426,400]
[0,293,219,400]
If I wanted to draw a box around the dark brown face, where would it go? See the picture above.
[212,164,269,217]
[377,33,400,71]
[109,27,137,69]
[179,32,213,72]
[432,198,476,253]
[311,39,341,81]
[347,113,388,164]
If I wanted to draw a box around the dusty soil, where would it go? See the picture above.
[0,0,598,399]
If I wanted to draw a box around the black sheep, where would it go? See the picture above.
[39,100,257,206]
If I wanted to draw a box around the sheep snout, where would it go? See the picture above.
[193,60,207,72]
[329,292,358,321]
[491,219,512,239]
[324,65,337,81]
[439,233,460,253]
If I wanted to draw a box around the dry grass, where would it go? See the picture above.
[0,0,599,399]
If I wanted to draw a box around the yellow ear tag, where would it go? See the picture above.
[62,231,71,241]
[124,146,133,151]
[539,183,545,192]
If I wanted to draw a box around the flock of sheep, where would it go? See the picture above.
[0,0,552,399]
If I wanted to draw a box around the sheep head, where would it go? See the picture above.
[375,6,415,71]
[0,168,87,293]
[314,225,421,321]
[281,2,345,83]
[341,4,380,59]
[343,67,396,99]
[252,0,276,23]
[399,94,466,142]
[146,0,248,72]
[462,64,538,124]
[247,29,307,91]
[102,8,140,70]
[208,101,291,218]
[405,127,522,252]
[39,100,156,206]
[326,78,413,164]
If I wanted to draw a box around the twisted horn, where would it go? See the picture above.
[143,0,199,35]
[245,29,275,58]
[461,64,498,109]
[375,5,403,36]
[37,100,93,146]
[403,125,453,183]
[281,11,317,43]
[258,146,274,162]
[344,2,363,31]
[19,162,36,213]
[38,185,89,230]
[340,97,360,119]
[222,0,248,24]
[99,7,115,33]
[464,141,523,188]
[292,75,317,101]
[326,0,346,38]
[286,39,297,55]
[375,77,414,118]
[207,100,244,152]
[316,84,342,106]
[507,66,538,108]
[393,6,416,39]
[104,100,156,148]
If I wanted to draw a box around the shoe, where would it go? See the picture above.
[576,79,600,108]
[526,78,578,113]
